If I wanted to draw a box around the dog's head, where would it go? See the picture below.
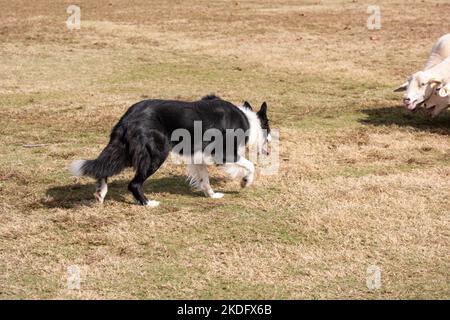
[243,101,271,155]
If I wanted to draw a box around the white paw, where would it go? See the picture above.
[210,192,224,199]
[94,192,105,204]
[145,200,160,207]
[240,175,254,188]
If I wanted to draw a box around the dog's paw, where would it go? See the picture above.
[144,200,160,207]
[240,176,253,188]
[211,192,224,199]
[94,192,105,204]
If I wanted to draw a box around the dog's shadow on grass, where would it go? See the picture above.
[359,106,450,135]
[42,174,228,209]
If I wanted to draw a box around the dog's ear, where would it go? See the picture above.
[257,102,268,119]
[243,101,253,110]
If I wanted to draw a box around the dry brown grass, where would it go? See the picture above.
[0,0,449,299]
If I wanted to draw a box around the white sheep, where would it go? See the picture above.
[394,34,450,112]
[424,34,450,69]
[422,84,450,118]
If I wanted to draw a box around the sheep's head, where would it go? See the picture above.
[423,83,450,118]
[394,71,442,111]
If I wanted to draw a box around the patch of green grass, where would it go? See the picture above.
[1,0,449,300]
[292,112,363,130]
[197,279,291,299]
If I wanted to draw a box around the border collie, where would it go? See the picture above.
[69,95,270,206]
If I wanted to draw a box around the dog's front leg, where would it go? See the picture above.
[187,164,224,199]
[236,157,255,188]
[222,156,255,188]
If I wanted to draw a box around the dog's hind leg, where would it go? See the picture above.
[187,164,224,199]
[94,178,108,204]
[129,169,160,207]
[128,133,169,207]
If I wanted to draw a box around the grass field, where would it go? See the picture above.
[0,0,449,299]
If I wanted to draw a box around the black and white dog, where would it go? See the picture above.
[69,95,270,206]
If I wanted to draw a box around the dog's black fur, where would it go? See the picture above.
[71,95,269,205]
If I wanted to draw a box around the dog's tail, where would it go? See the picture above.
[69,135,128,179]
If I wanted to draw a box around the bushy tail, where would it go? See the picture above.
[69,139,128,179]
